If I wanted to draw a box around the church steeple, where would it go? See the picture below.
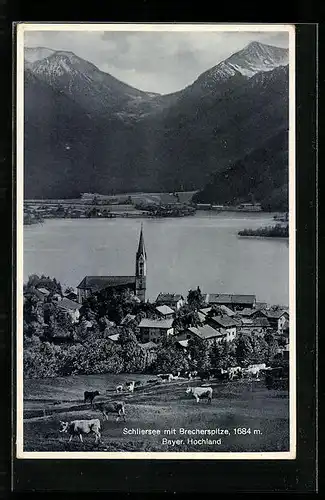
[136,223,146,260]
[135,224,147,302]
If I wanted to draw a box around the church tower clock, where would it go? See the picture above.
[135,224,147,302]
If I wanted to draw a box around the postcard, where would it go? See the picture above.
[16,23,296,459]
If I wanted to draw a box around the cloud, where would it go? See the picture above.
[24,29,289,94]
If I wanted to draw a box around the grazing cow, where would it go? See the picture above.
[198,370,211,381]
[158,373,173,383]
[228,367,242,380]
[116,385,123,393]
[59,419,101,443]
[171,371,181,380]
[95,401,126,422]
[125,381,135,393]
[186,386,213,403]
[210,368,229,381]
[84,390,100,405]
[147,379,159,384]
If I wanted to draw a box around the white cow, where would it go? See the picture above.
[59,419,101,443]
[186,386,213,403]
[116,384,123,393]
[125,381,135,393]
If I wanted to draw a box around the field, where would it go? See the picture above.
[23,373,289,453]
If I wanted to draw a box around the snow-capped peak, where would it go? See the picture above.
[194,41,288,89]
[24,46,56,63]
[226,41,289,77]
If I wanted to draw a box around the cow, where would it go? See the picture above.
[84,390,100,405]
[125,381,135,393]
[171,371,181,380]
[59,419,101,443]
[158,373,173,383]
[116,384,123,393]
[186,386,213,403]
[95,401,126,422]
[210,368,229,381]
[134,381,142,387]
[198,371,211,381]
[228,367,242,380]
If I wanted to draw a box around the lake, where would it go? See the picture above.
[23,212,289,306]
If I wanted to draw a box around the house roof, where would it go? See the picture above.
[220,305,235,316]
[156,305,174,316]
[204,293,256,305]
[177,340,189,348]
[210,315,240,328]
[120,314,136,325]
[77,275,136,292]
[239,308,257,317]
[264,308,289,319]
[156,293,184,304]
[199,307,212,316]
[138,318,174,329]
[188,324,225,341]
[253,317,270,327]
[139,341,158,350]
[57,298,82,311]
[107,333,120,342]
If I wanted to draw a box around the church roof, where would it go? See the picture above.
[77,275,136,292]
[136,225,146,258]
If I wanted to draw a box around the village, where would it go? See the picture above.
[23,226,289,384]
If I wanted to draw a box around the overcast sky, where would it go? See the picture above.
[25,30,289,94]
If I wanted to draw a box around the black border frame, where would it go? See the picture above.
[5,20,317,493]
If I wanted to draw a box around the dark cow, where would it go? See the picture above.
[198,371,211,381]
[95,401,126,422]
[59,419,101,443]
[210,368,229,381]
[134,381,142,387]
[157,373,173,383]
[84,390,100,405]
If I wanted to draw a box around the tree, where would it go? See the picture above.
[154,342,189,374]
[219,340,237,369]
[187,335,210,371]
[187,286,205,310]
[235,333,254,367]
[118,327,146,372]
[209,341,222,369]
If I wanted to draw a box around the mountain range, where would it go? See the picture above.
[24,41,289,208]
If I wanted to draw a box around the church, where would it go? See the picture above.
[76,226,147,304]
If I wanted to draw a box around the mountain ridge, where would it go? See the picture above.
[24,41,289,206]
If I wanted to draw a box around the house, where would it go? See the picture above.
[77,226,147,304]
[138,318,174,343]
[176,324,229,345]
[57,298,82,323]
[155,305,174,319]
[207,314,240,339]
[155,293,185,311]
[260,307,289,333]
[202,293,256,310]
